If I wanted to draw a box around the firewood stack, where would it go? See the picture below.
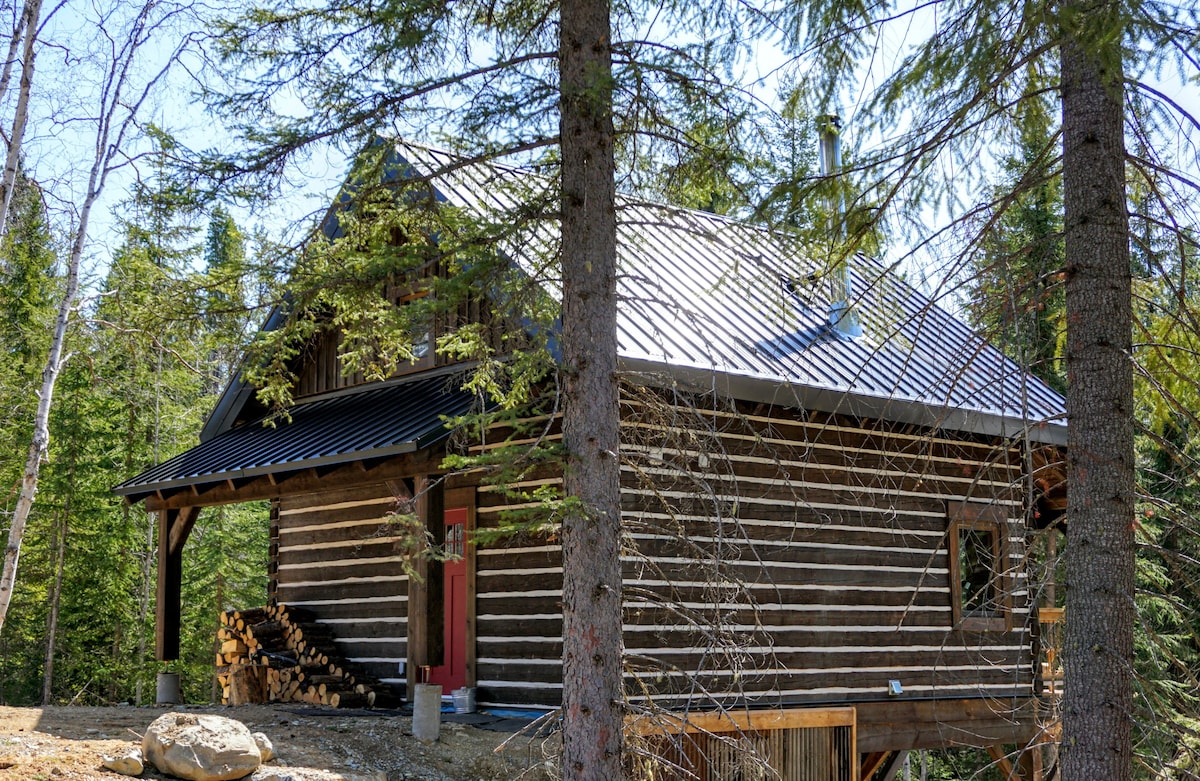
[216,604,397,708]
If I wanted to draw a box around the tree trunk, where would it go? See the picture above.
[0,2,30,107]
[558,0,621,778]
[0,0,164,638]
[1059,7,1135,781]
[0,0,42,236]
[41,497,69,704]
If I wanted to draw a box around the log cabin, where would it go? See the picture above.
[115,141,1067,778]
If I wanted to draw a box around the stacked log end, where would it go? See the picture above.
[216,604,397,708]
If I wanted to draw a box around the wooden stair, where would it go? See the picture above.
[216,604,401,708]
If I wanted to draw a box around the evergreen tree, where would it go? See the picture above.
[774,0,1200,776]
[558,0,621,775]
[0,172,58,704]
[969,84,1066,393]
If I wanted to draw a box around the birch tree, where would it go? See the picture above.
[0,0,203,635]
[0,0,42,237]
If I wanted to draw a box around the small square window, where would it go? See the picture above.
[948,502,1011,631]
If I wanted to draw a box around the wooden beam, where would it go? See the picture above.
[1018,741,1043,781]
[986,744,1019,781]
[855,698,1038,753]
[143,449,442,511]
[861,751,893,781]
[168,505,201,556]
[627,706,856,737]
[406,474,433,697]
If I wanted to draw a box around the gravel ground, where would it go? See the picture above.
[0,704,558,781]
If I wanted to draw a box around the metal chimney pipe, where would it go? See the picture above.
[818,114,862,338]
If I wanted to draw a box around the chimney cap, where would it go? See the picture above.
[817,113,842,131]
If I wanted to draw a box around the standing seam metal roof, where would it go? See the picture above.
[395,142,1065,443]
[117,140,1067,498]
[113,371,476,495]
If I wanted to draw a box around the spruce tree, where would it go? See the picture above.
[773,0,1200,776]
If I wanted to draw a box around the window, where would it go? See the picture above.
[948,502,1011,631]
[394,288,433,372]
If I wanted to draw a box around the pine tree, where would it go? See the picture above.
[970,83,1066,392]
[558,0,621,776]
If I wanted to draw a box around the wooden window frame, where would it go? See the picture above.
[393,288,435,375]
[948,502,1012,631]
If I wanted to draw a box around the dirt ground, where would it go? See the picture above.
[0,704,558,781]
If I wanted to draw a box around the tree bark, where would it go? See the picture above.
[559,0,621,778]
[0,0,42,236]
[1060,6,1135,780]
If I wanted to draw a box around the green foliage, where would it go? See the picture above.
[179,504,269,702]
[968,86,1066,392]
[0,174,58,366]
[0,173,60,477]
[0,137,276,703]
[0,173,61,704]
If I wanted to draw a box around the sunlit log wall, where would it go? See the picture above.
[472,385,1033,711]
[273,483,412,692]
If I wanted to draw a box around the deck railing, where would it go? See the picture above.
[626,707,857,781]
[1039,606,1065,697]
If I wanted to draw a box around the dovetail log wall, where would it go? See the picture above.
[472,389,1033,710]
[275,483,411,692]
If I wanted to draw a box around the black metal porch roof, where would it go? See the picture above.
[113,371,475,497]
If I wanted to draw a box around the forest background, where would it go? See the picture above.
[0,0,1197,779]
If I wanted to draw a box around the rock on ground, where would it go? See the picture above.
[101,747,144,776]
[143,712,262,781]
[247,769,387,781]
[253,732,276,762]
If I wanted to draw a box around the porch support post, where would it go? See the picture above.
[407,476,431,693]
[156,505,200,660]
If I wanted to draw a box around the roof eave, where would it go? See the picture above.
[111,440,428,500]
[619,357,1068,447]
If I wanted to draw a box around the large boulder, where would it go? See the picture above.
[142,712,262,781]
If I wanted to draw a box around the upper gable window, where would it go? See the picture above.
[398,289,433,369]
[948,502,1011,631]
[384,259,436,374]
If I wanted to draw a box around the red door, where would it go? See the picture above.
[428,507,468,693]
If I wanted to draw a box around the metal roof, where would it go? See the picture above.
[395,142,1067,445]
[120,141,1066,501]
[113,371,476,496]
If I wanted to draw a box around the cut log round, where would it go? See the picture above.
[228,665,268,705]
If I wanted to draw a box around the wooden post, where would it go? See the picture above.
[407,475,432,697]
[156,506,199,660]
